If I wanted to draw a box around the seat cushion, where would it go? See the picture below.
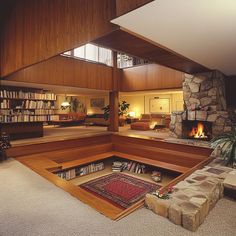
[130,122,150,131]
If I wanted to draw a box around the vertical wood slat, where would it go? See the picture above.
[115,0,153,17]
[121,63,184,91]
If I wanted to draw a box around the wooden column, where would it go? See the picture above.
[108,91,119,132]
[108,51,119,132]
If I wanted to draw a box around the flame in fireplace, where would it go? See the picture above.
[189,122,208,139]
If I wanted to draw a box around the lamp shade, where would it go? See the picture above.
[128,111,136,117]
[61,101,70,108]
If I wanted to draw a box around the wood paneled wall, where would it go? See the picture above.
[115,0,153,16]
[6,55,114,90]
[121,63,184,91]
[0,0,117,77]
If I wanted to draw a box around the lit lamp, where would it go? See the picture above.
[128,111,136,118]
[61,95,71,110]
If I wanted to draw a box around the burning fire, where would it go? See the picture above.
[189,122,208,139]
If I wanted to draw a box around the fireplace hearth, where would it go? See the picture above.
[182,120,212,141]
[170,71,234,139]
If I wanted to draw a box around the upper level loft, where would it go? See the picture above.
[61,43,149,69]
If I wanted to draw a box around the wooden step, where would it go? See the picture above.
[113,151,190,173]
[58,151,189,174]
[113,143,202,167]
[8,134,112,158]
[60,152,114,170]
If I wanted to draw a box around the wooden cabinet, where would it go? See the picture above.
[0,122,43,140]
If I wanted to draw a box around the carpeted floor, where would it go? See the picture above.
[0,159,235,236]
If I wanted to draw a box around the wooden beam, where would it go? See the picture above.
[108,91,119,132]
[93,28,210,74]
[4,55,113,90]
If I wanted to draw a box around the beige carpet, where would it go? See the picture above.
[0,159,235,236]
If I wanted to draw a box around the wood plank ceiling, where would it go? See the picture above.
[93,28,211,74]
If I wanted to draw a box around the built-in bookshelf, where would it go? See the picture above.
[55,162,105,180]
[0,86,58,123]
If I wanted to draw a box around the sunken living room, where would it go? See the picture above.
[0,1,236,236]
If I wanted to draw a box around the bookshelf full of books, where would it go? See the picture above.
[0,86,57,123]
[0,86,58,139]
[55,162,105,180]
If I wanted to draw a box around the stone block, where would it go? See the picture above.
[209,105,217,111]
[212,125,224,135]
[220,96,227,110]
[223,174,236,191]
[189,197,209,224]
[145,194,171,218]
[170,115,176,125]
[196,111,207,121]
[208,87,217,96]
[189,98,200,107]
[191,91,208,99]
[224,126,232,132]
[181,202,200,231]
[176,114,182,123]
[183,84,190,93]
[172,192,190,202]
[189,82,200,93]
[193,75,206,83]
[174,181,191,191]
[188,111,196,120]
[200,80,213,91]
[169,203,182,225]
[184,91,191,101]
[194,168,229,180]
[200,97,212,107]
[207,113,219,122]
[175,123,182,137]
[185,73,194,80]
[182,111,187,120]
[193,180,220,210]
[215,117,226,126]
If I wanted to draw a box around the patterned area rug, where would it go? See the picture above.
[79,173,160,209]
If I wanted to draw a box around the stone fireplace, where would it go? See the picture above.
[170,71,233,139]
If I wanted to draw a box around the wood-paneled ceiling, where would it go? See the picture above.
[93,28,210,74]
[0,0,15,26]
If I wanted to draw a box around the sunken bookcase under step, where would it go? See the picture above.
[53,155,180,184]
[55,162,104,180]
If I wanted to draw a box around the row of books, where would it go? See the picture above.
[0,109,57,116]
[56,169,76,180]
[112,161,146,174]
[56,162,105,180]
[78,162,104,176]
[0,99,55,110]
[0,90,56,100]
[126,161,146,174]
[112,161,128,172]
[0,99,10,109]
[0,114,59,123]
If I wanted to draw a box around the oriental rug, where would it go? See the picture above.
[79,173,160,209]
